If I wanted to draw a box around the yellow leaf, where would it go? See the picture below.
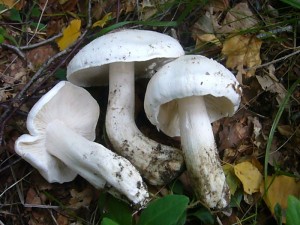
[260,175,300,223]
[0,0,15,8]
[234,161,263,194]
[92,13,112,28]
[222,35,262,78]
[56,19,81,51]
[194,34,221,47]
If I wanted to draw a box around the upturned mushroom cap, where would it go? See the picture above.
[15,81,100,183]
[67,29,185,86]
[144,55,242,137]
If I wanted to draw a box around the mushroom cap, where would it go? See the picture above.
[144,55,242,137]
[67,29,185,87]
[15,81,100,183]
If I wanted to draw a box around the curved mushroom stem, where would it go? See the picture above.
[105,62,184,185]
[177,96,230,209]
[45,120,149,206]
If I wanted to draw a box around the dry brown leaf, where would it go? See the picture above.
[234,161,263,194]
[256,65,287,104]
[222,35,262,78]
[221,2,259,33]
[26,187,42,205]
[139,0,172,20]
[69,188,93,209]
[218,116,252,150]
[194,33,221,49]
[260,175,300,222]
[56,214,69,225]
[26,45,57,69]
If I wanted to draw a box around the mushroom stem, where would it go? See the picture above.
[45,120,149,206]
[177,96,230,208]
[105,62,184,185]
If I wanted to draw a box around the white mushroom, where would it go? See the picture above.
[67,29,185,185]
[144,55,242,208]
[15,81,149,206]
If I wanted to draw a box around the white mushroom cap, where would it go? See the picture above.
[144,55,242,137]
[67,29,185,86]
[15,81,99,183]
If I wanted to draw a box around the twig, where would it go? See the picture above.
[19,33,63,50]
[0,43,26,59]
[0,170,33,199]
[27,0,48,44]
[246,47,300,71]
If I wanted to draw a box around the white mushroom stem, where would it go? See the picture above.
[105,62,183,185]
[45,120,149,206]
[177,96,230,208]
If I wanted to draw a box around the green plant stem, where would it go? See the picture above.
[264,78,300,192]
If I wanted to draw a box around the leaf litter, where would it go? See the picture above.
[0,0,299,224]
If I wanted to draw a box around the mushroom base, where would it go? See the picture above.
[178,96,230,209]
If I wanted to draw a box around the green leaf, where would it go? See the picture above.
[104,195,132,225]
[280,0,300,9]
[176,211,187,225]
[137,195,189,225]
[9,8,22,22]
[223,164,240,195]
[274,203,282,225]
[170,179,184,195]
[286,195,300,225]
[31,6,41,17]
[54,68,67,80]
[30,22,46,31]
[101,218,120,225]
[0,34,4,43]
[191,207,215,225]
[230,189,243,208]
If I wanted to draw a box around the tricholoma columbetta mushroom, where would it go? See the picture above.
[144,55,242,208]
[67,29,185,185]
[15,81,149,206]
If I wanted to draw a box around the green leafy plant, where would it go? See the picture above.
[280,0,300,9]
[137,195,189,225]
[102,196,133,225]
[190,207,215,225]
[286,195,300,225]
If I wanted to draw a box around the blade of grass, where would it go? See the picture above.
[264,78,300,192]
[93,20,178,38]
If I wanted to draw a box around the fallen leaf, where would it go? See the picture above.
[224,164,241,195]
[234,161,263,194]
[26,44,57,69]
[222,35,262,78]
[256,65,287,104]
[56,19,81,51]
[69,188,93,209]
[194,33,221,49]
[221,2,259,33]
[0,0,15,8]
[26,187,42,205]
[260,175,300,223]
[92,12,112,28]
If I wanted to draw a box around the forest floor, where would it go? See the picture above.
[0,1,299,225]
